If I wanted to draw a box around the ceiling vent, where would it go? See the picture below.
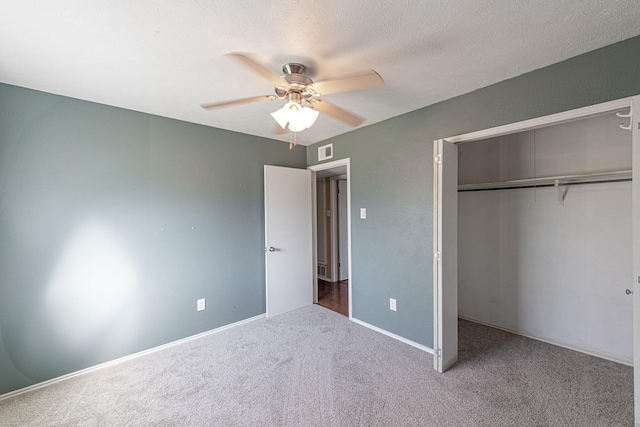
[318,143,333,161]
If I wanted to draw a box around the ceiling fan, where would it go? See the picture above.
[201,53,384,148]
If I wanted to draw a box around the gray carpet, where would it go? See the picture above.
[0,305,633,426]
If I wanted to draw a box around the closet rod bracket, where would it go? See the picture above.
[617,108,632,131]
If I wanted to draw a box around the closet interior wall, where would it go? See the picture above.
[457,112,633,363]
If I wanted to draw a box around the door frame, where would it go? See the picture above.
[309,158,352,318]
[433,95,640,418]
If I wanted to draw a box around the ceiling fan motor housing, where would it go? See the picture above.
[282,63,306,75]
[280,63,313,96]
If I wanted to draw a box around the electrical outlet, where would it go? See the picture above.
[390,298,396,311]
[197,298,206,311]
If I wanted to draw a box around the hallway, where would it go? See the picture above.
[317,279,348,316]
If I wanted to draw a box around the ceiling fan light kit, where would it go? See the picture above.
[271,101,319,132]
[201,53,384,146]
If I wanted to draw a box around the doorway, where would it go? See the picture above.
[309,159,352,318]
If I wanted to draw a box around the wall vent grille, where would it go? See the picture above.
[318,264,327,277]
[318,144,333,161]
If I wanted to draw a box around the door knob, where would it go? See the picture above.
[268,246,275,252]
[626,289,634,295]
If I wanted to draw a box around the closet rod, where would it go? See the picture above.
[458,170,632,192]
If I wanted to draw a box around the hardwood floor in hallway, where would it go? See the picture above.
[317,279,348,316]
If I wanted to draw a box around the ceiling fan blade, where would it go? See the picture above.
[226,53,285,87]
[308,70,384,96]
[201,95,275,110]
[310,100,364,127]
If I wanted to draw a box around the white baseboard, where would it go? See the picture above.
[350,317,434,354]
[459,315,633,366]
[0,313,266,402]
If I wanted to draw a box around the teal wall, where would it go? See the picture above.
[307,35,640,348]
[0,84,305,395]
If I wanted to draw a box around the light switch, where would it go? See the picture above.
[360,208,366,219]
[327,210,331,217]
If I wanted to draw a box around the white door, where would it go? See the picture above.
[338,179,349,281]
[433,139,458,372]
[264,165,313,318]
[632,96,640,423]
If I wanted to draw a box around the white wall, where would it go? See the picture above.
[338,179,348,281]
[458,112,633,363]
[317,179,327,265]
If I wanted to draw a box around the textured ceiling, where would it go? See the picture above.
[1,0,640,146]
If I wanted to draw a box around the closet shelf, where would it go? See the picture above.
[458,170,632,192]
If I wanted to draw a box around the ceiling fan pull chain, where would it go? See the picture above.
[289,128,293,150]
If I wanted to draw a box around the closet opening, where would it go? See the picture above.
[457,110,632,364]
[433,96,639,377]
